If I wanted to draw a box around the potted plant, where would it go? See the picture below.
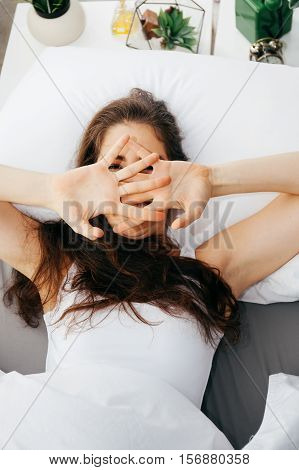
[152,7,197,51]
[27,0,85,46]
[140,7,197,52]
[126,1,204,54]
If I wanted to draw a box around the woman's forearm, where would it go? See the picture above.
[210,152,299,197]
[0,165,56,208]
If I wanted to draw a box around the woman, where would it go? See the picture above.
[1,88,299,448]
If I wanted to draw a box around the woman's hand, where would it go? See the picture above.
[116,141,212,234]
[151,160,212,229]
[106,214,164,239]
[50,135,170,240]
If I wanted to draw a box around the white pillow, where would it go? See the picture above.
[0,47,299,303]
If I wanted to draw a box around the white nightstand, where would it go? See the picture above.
[214,0,299,67]
[0,0,213,109]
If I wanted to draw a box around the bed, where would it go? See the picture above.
[1,259,298,448]
[202,300,299,449]
[0,47,299,449]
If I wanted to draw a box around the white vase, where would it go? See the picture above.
[27,0,85,46]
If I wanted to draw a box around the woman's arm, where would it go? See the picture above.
[118,150,299,232]
[195,152,299,296]
[0,202,41,278]
[0,165,56,279]
[192,152,299,296]
[0,165,56,207]
[196,194,299,298]
[210,152,299,197]
[0,137,169,278]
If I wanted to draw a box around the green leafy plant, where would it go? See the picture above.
[27,0,69,16]
[152,7,197,51]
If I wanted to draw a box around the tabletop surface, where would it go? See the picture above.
[214,0,299,67]
[0,0,213,109]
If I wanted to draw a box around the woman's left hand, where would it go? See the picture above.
[116,141,212,233]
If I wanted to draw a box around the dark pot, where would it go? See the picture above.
[34,0,70,19]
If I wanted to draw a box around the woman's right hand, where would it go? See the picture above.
[49,135,170,240]
[116,140,212,234]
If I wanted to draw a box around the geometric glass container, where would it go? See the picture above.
[126,0,205,54]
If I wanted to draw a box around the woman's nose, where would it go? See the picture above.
[123,150,142,167]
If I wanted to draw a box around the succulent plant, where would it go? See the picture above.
[152,7,197,51]
[27,0,69,16]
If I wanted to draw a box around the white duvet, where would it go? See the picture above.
[0,364,232,450]
[0,364,298,450]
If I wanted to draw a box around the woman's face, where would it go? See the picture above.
[100,122,168,163]
[98,122,169,238]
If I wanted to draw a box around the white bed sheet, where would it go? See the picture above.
[244,374,299,450]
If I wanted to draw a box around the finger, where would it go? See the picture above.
[171,203,205,230]
[127,138,151,158]
[105,214,127,227]
[106,214,136,232]
[121,225,147,237]
[143,198,170,213]
[113,203,165,222]
[121,192,152,204]
[119,176,170,197]
[113,219,145,234]
[100,134,130,167]
[121,189,170,205]
[107,212,144,226]
[116,153,160,181]
[78,222,104,240]
[118,223,151,239]
[171,215,189,230]
[122,228,150,239]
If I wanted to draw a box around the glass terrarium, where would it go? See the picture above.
[126,0,205,54]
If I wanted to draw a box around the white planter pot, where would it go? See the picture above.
[27,0,85,46]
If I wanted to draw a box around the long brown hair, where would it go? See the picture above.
[4,89,240,345]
